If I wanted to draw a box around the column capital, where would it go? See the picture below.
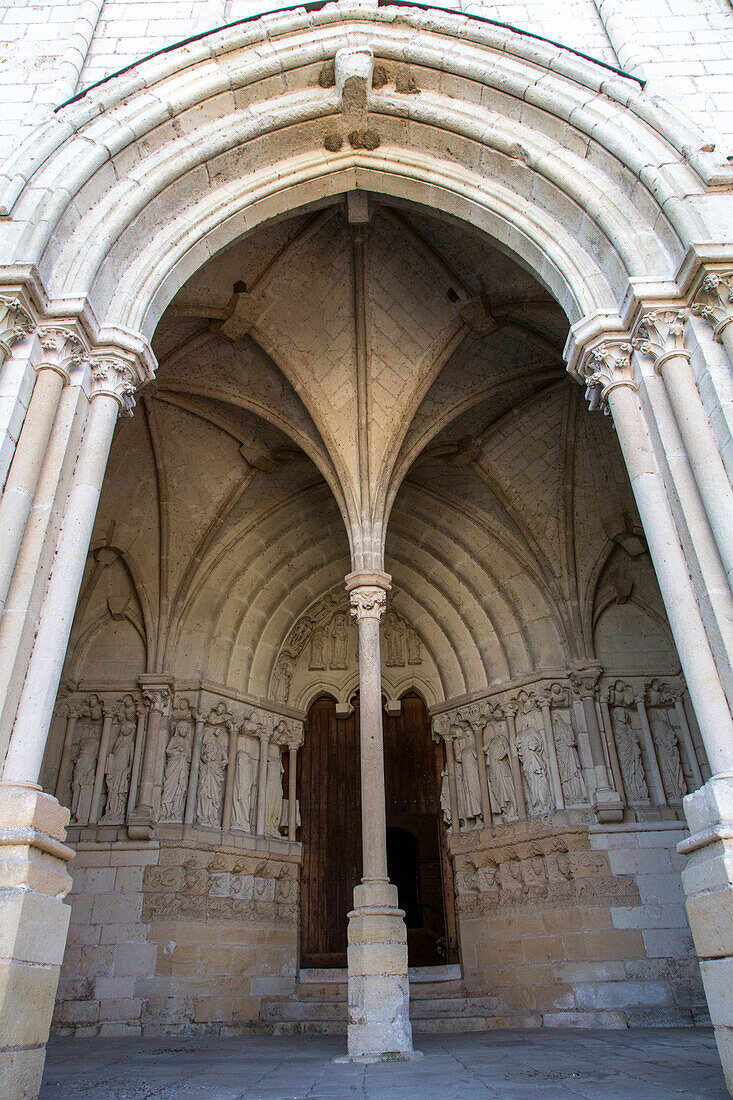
[349,585,388,622]
[632,308,690,372]
[36,324,89,383]
[0,294,35,355]
[577,338,636,412]
[567,661,603,698]
[139,678,173,714]
[691,269,733,341]
[90,352,138,414]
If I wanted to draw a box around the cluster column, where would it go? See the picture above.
[0,349,141,1100]
[343,570,413,1060]
[578,331,733,1089]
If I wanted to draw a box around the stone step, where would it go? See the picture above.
[411,996,499,1018]
[266,1001,346,1021]
[410,979,466,998]
[294,982,348,1001]
[265,993,499,1023]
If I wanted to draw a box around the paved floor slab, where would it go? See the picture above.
[40,1028,727,1099]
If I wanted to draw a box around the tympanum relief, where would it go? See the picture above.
[269,587,431,708]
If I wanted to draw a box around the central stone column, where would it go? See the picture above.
[343,570,414,1060]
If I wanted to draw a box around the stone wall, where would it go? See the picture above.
[452,819,708,1027]
[53,836,300,1037]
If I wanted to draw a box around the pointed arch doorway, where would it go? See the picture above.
[298,691,458,968]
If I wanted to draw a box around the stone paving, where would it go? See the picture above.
[40,1028,728,1099]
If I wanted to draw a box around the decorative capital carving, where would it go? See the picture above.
[691,270,733,340]
[349,585,387,622]
[567,663,602,699]
[91,354,137,414]
[0,295,35,352]
[580,339,635,412]
[37,325,87,382]
[632,309,689,371]
[142,687,171,714]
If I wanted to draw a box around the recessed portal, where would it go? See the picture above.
[299,692,456,968]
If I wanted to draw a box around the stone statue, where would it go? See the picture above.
[485,730,517,820]
[454,723,482,826]
[612,707,649,802]
[264,743,285,837]
[101,719,135,822]
[650,710,686,800]
[329,612,349,669]
[309,625,326,670]
[272,658,292,703]
[553,715,586,803]
[231,741,257,833]
[516,722,552,814]
[384,611,405,666]
[406,627,421,665]
[195,726,228,828]
[160,720,193,821]
[70,738,98,824]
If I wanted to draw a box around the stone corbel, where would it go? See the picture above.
[323,47,380,152]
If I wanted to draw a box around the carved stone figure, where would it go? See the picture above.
[195,726,228,827]
[231,741,257,833]
[650,710,686,800]
[160,720,193,821]
[454,723,482,825]
[406,627,421,665]
[439,765,452,825]
[101,718,135,822]
[553,715,586,803]
[384,611,405,666]
[265,744,285,837]
[516,723,552,814]
[309,625,327,670]
[329,612,349,669]
[485,730,517,820]
[612,707,649,802]
[70,738,98,824]
[272,658,293,703]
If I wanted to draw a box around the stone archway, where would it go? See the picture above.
[0,4,732,1094]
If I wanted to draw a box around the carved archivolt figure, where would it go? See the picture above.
[160,720,193,821]
[102,719,135,822]
[612,707,649,802]
[516,724,552,814]
[265,744,285,837]
[272,658,293,703]
[309,626,327,670]
[406,627,421,665]
[384,611,405,666]
[650,711,686,800]
[329,612,349,669]
[231,741,258,833]
[71,738,98,823]
[485,730,517,820]
[454,724,482,826]
[553,715,586,803]
[195,726,228,828]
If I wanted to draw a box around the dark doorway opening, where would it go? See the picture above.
[298,691,457,968]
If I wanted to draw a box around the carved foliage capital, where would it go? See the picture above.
[567,663,602,699]
[579,339,635,412]
[142,686,171,714]
[37,325,88,381]
[632,309,688,369]
[349,584,387,622]
[91,354,137,414]
[0,295,35,350]
[691,270,733,338]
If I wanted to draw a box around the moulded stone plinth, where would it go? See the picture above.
[346,881,413,1057]
[680,777,733,1092]
[0,785,74,1100]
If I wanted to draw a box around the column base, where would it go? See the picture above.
[592,789,625,824]
[126,804,155,840]
[0,784,74,1100]
[346,881,413,1058]
[680,776,733,1093]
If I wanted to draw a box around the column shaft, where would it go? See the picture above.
[54,710,79,803]
[505,713,526,819]
[608,383,733,774]
[636,699,666,804]
[674,698,704,789]
[126,706,147,820]
[184,717,205,825]
[1,393,119,787]
[256,735,269,836]
[659,354,733,588]
[89,708,114,823]
[445,735,461,833]
[473,724,493,826]
[356,610,388,881]
[222,726,237,832]
[540,703,564,810]
[0,367,66,613]
[288,743,298,842]
[136,704,163,812]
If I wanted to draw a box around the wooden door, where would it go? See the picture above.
[298,696,362,967]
